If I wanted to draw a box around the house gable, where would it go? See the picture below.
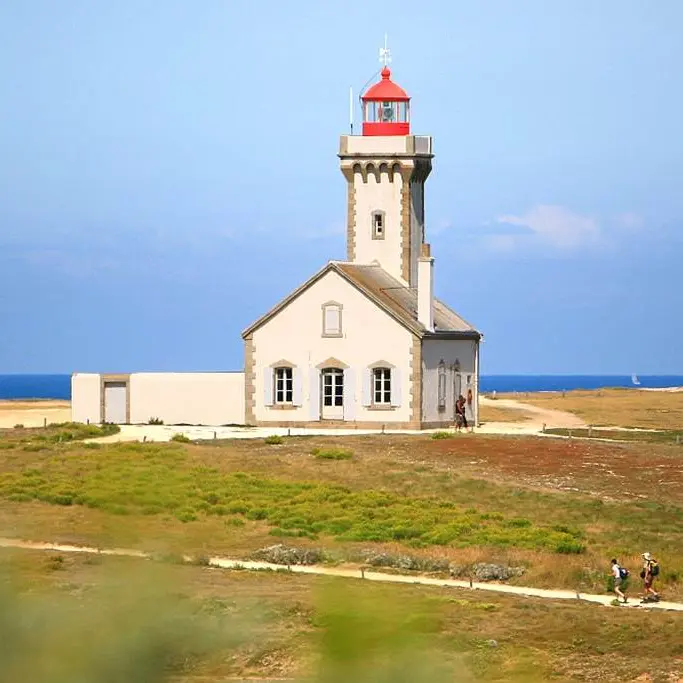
[242,262,423,340]
[245,267,417,426]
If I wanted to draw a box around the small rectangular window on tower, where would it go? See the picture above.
[372,212,385,240]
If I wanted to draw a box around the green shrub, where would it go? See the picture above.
[431,431,454,440]
[312,447,353,460]
[170,433,191,443]
[148,417,164,425]
[43,422,120,443]
[0,445,588,554]
[554,540,586,554]
[264,435,284,445]
[176,508,198,523]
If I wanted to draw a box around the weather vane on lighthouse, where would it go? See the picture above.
[379,33,392,68]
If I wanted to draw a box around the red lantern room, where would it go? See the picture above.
[361,66,410,136]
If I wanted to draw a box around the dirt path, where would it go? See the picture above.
[0,537,679,613]
[479,396,586,431]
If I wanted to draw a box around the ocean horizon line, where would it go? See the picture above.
[0,372,680,378]
[1,373,682,401]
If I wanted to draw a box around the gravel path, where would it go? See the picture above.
[1,537,680,613]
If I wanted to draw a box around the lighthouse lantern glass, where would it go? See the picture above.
[364,101,409,124]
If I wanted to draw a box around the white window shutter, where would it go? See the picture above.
[343,368,355,421]
[324,306,340,335]
[362,368,372,407]
[309,369,320,420]
[292,368,302,406]
[390,367,402,407]
[263,367,274,406]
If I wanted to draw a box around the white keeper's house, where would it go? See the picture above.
[72,59,482,430]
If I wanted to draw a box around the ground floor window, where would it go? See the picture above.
[373,367,391,405]
[322,368,343,407]
[274,367,293,404]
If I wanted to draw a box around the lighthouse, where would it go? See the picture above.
[73,42,481,432]
[339,57,433,292]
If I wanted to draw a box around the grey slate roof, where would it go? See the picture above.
[242,261,481,339]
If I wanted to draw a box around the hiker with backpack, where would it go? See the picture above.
[611,558,629,603]
[640,552,660,602]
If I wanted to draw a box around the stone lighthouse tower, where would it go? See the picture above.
[339,59,433,288]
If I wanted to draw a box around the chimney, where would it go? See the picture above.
[417,243,434,332]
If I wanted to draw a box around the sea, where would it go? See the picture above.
[1,374,682,400]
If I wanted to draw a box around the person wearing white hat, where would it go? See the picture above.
[639,552,660,602]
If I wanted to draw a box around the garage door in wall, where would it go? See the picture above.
[104,382,127,424]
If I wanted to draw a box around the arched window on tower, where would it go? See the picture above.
[371,210,385,240]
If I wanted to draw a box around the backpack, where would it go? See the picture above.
[619,567,629,579]
[650,561,659,577]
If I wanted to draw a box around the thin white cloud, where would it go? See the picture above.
[496,205,600,249]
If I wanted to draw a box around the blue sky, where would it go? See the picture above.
[1,0,681,374]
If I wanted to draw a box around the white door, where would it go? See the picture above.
[104,382,127,424]
[321,368,344,420]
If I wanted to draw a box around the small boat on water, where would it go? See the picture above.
[631,374,641,386]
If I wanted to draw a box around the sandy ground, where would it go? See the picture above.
[0,536,680,613]
[0,401,71,428]
[479,396,585,432]
[89,399,585,444]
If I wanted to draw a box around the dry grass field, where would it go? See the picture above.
[478,403,532,423]
[1,420,683,681]
[2,546,683,683]
[503,388,683,430]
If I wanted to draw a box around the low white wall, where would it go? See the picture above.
[71,373,101,424]
[129,373,245,426]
